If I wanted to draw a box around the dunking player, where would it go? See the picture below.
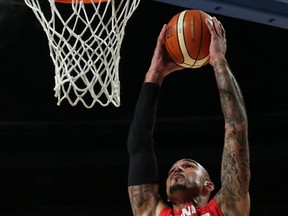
[127,16,250,216]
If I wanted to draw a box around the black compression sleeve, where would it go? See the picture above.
[127,82,160,186]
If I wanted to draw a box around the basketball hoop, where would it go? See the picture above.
[54,0,108,3]
[24,0,141,108]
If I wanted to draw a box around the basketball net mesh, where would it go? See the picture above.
[24,0,141,108]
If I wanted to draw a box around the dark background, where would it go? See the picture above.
[1,0,288,215]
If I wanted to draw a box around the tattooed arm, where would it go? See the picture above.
[206,18,251,216]
[127,82,163,216]
[127,25,183,215]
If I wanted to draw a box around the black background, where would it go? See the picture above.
[1,0,288,215]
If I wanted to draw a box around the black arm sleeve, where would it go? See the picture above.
[127,82,160,186]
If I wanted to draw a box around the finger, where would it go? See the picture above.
[218,21,226,39]
[212,17,222,37]
[205,17,215,36]
[159,24,166,42]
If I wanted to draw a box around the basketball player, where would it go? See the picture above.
[127,16,250,216]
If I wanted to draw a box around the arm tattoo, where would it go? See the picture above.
[128,184,158,215]
[214,60,250,201]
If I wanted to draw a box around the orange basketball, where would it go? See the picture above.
[165,10,212,68]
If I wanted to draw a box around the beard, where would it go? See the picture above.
[169,183,187,193]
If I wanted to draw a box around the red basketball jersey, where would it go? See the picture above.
[159,199,223,216]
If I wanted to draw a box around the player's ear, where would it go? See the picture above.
[204,180,214,192]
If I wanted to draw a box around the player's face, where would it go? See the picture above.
[166,159,205,199]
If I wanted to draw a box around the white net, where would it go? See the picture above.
[24,0,141,108]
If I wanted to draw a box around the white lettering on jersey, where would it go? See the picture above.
[181,205,196,216]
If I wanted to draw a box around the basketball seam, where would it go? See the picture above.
[198,11,209,64]
[179,10,196,67]
[195,10,203,67]
[177,11,185,64]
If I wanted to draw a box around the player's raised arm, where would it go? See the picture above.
[206,17,251,216]
[127,25,183,216]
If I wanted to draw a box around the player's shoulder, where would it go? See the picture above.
[156,199,171,216]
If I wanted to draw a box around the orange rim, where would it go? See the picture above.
[54,0,108,3]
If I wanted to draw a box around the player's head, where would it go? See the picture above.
[166,158,214,205]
